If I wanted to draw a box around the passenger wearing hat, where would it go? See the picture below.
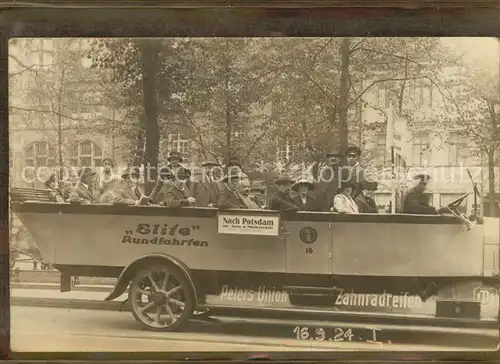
[166,150,185,172]
[108,167,150,206]
[315,148,350,212]
[402,174,448,214]
[44,173,66,203]
[354,180,379,213]
[250,184,267,209]
[217,168,248,209]
[190,161,221,207]
[94,157,117,201]
[268,176,300,211]
[291,178,321,211]
[332,180,359,214]
[156,167,196,208]
[345,145,366,194]
[68,167,96,205]
[148,166,175,203]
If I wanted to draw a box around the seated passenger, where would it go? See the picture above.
[250,184,267,209]
[332,181,359,214]
[190,161,221,207]
[291,179,321,211]
[95,157,117,201]
[158,168,196,208]
[67,167,96,205]
[354,180,379,213]
[268,176,300,211]
[217,169,248,209]
[148,166,173,203]
[111,167,150,206]
[238,178,260,209]
[403,174,447,215]
[43,174,66,203]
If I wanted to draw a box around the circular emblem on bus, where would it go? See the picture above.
[299,227,317,244]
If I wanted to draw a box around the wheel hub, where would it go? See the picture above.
[150,291,167,305]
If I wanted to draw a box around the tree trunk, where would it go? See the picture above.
[338,38,351,151]
[487,152,497,215]
[224,40,232,164]
[56,62,65,181]
[138,40,161,195]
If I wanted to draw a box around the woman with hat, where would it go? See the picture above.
[354,180,379,213]
[291,178,320,211]
[332,180,359,214]
[268,175,300,211]
[217,168,248,209]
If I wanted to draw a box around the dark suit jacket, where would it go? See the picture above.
[190,181,219,207]
[355,193,379,213]
[112,180,142,205]
[402,188,437,214]
[292,195,321,211]
[68,183,94,204]
[217,184,248,209]
[313,166,350,211]
[269,191,300,211]
[157,181,191,208]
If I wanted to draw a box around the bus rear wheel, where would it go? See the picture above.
[128,264,195,332]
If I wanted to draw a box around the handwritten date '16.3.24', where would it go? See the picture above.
[293,326,392,345]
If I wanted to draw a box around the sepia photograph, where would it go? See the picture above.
[8,36,500,352]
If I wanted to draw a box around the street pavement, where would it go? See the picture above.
[11,306,493,353]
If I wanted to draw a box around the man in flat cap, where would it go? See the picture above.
[190,161,221,207]
[268,175,300,211]
[403,174,448,214]
[345,145,366,197]
[68,167,96,205]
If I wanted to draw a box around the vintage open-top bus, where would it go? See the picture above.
[10,187,500,332]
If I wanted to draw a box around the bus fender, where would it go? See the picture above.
[104,253,197,302]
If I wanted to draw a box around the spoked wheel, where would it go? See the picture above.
[129,264,195,331]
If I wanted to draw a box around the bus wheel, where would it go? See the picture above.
[128,264,195,332]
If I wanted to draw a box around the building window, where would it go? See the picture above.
[24,141,56,168]
[417,80,432,107]
[448,132,469,166]
[411,132,431,166]
[168,133,191,155]
[277,139,295,163]
[68,140,103,167]
[374,134,389,166]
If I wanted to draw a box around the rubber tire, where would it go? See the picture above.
[129,263,195,332]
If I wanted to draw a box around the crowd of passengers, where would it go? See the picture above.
[43,146,443,215]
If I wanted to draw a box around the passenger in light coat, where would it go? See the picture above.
[333,181,359,214]
[67,167,96,205]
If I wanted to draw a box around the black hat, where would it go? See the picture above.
[121,166,141,179]
[223,168,246,182]
[44,174,56,188]
[167,150,183,162]
[250,184,266,194]
[292,178,315,192]
[339,179,356,191]
[274,175,294,186]
[414,173,431,182]
[361,180,378,191]
[326,148,343,157]
[102,157,114,166]
[346,146,362,157]
[226,156,242,168]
